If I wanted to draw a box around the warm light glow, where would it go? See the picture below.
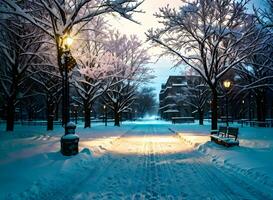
[103,105,106,109]
[80,135,192,156]
[223,80,232,89]
[62,35,74,49]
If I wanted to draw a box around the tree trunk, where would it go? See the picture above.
[46,99,54,131]
[84,106,91,128]
[271,101,273,119]
[248,93,252,121]
[114,104,120,126]
[256,91,266,127]
[6,75,18,131]
[211,88,218,130]
[6,98,15,131]
[55,101,59,121]
[28,108,33,121]
[256,96,262,121]
[261,92,266,122]
[198,108,204,125]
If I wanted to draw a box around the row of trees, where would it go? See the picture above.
[0,0,153,131]
[148,0,273,129]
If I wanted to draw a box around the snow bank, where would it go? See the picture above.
[0,123,134,199]
[171,124,273,192]
[5,148,94,200]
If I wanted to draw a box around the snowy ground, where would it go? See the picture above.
[0,121,273,199]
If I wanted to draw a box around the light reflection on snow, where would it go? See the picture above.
[81,135,192,155]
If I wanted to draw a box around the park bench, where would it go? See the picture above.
[172,117,194,124]
[210,126,239,147]
[241,120,272,127]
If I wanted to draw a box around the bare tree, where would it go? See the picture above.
[133,87,157,118]
[255,0,273,27]
[0,0,143,125]
[234,31,273,124]
[29,55,62,130]
[73,17,118,128]
[0,17,44,131]
[103,32,152,126]
[175,77,210,125]
[147,0,263,130]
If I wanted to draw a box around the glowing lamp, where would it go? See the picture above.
[62,35,74,50]
[223,80,232,89]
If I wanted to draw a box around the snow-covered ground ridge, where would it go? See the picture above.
[1,120,273,199]
[170,122,273,193]
[0,122,134,199]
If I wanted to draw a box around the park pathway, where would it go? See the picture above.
[58,124,271,200]
[36,124,273,200]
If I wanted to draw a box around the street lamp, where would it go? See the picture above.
[62,35,74,49]
[60,34,79,156]
[135,110,137,120]
[223,79,232,126]
[103,105,107,126]
[241,100,245,119]
[61,34,74,129]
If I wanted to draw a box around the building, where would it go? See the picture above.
[159,75,201,120]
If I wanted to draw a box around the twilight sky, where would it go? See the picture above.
[109,0,264,96]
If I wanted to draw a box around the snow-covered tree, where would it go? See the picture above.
[29,54,62,130]
[73,17,118,128]
[255,0,273,27]
[147,0,263,130]
[133,87,157,118]
[103,32,152,126]
[0,0,143,125]
[175,77,210,125]
[0,16,44,131]
[234,30,273,123]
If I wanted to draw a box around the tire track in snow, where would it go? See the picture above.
[8,126,137,200]
[67,125,144,199]
[15,124,273,200]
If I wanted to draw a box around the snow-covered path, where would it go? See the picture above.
[47,124,272,200]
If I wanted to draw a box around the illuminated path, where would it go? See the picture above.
[63,124,270,199]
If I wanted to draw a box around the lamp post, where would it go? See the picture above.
[241,100,245,119]
[135,110,137,120]
[60,34,79,156]
[223,79,232,126]
[61,35,74,131]
[103,105,107,126]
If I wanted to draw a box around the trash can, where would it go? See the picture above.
[61,122,79,156]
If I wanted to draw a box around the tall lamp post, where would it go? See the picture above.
[223,80,232,126]
[103,105,107,126]
[61,35,74,129]
[135,110,137,120]
[60,34,79,156]
[241,100,245,119]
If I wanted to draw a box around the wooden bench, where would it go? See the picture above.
[172,117,194,124]
[210,126,239,147]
